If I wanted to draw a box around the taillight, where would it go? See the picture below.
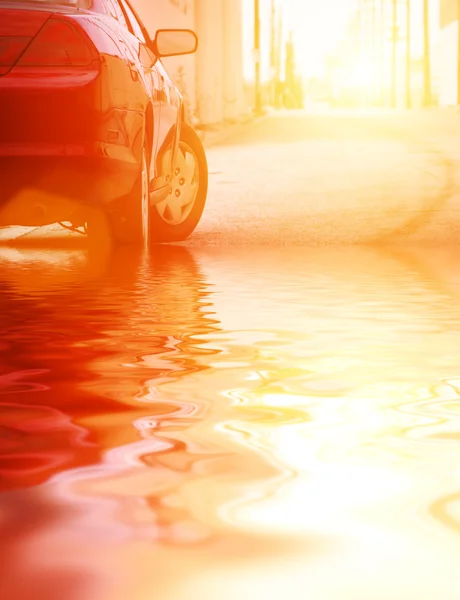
[18,17,96,67]
[0,37,31,75]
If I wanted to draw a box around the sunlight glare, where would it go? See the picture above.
[284,0,357,77]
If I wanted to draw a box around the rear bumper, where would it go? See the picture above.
[0,64,146,226]
[0,148,139,226]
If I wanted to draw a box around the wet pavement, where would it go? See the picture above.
[4,110,460,247]
[194,111,460,245]
[3,243,460,599]
[3,111,460,599]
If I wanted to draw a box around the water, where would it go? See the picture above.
[2,243,460,599]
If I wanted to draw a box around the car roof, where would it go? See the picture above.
[0,0,91,7]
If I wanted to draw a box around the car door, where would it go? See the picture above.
[113,0,163,185]
[153,58,183,187]
[119,0,182,190]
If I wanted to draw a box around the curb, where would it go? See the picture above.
[197,110,271,149]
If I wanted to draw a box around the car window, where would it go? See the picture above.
[118,0,147,43]
[103,0,129,29]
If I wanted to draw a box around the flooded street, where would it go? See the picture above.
[3,243,460,599]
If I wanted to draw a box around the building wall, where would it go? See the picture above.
[195,0,224,124]
[133,0,248,125]
[133,0,196,120]
[222,0,246,121]
[440,0,458,27]
[195,0,247,125]
[438,20,458,106]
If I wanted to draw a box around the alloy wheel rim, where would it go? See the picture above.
[155,142,199,226]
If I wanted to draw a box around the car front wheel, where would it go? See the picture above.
[150,123,208,243]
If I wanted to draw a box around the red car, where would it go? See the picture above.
[0,0,208,245]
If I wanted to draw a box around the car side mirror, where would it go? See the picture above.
[153,29,198,58]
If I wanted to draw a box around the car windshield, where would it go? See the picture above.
[1,0,91,7]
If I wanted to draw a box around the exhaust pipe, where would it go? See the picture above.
[0,192,78,227]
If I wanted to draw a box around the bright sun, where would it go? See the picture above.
[284,0,357,77]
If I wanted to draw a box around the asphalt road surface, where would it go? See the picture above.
[2,109,460,246]
[189,110,460,246]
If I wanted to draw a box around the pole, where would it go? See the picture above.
[391,0,397,108]
[270,0,276,106]
[379,0,385,105]
[458,0,460,104]
[406,0,411,108]
[276,6,282,108]
[361,0,369,108]
[423,0,431,107]
[285,31,294,106]
[358,0,366,107]
[371,0,377,105]
[254,0,262,115]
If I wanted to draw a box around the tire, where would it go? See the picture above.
[109,140,150,246]
[149,123,208,243]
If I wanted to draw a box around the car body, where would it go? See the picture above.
[0,0,203,241]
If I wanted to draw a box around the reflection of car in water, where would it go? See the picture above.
[0,245,218,491]
[0,0,208,246]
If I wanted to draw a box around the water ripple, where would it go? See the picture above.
[3,245,460,598]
